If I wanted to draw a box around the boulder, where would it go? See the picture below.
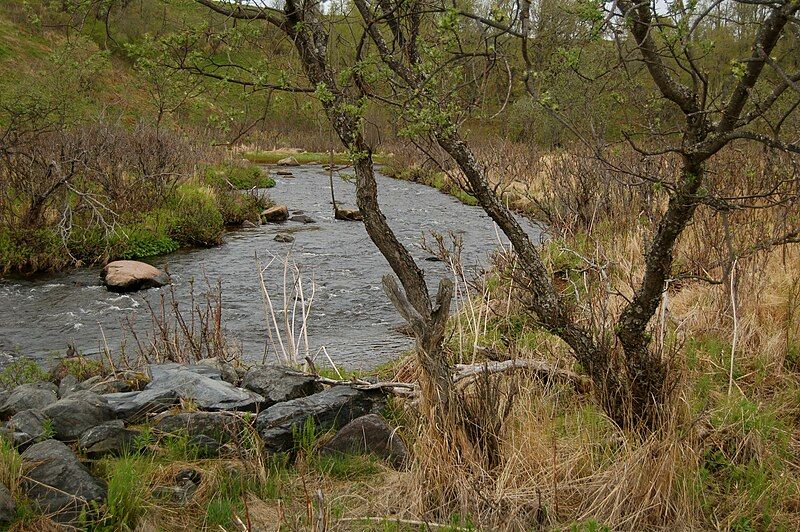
[274,233,295,243]
[41,391,115,442]
[320,414,409,469]
[241,220,258,229]
[79,420,139,457]
[255,386,383,453]
[103,388,178,421]
[6,409,48,448]
[101,260,169,293]
[289,214,316,224]
[260,204,289,224]
[58,374,81,397]
[0,382,58,419]
[0,482,15,525]
[145,364,263,411]
[154,412,244,454]
[0,391,8,408]
[276,156,300,166]
[242,365,322,407]
[21,440,106,523]
[275,170,294,176]
[334,208,364,221]
[195,357,238,385]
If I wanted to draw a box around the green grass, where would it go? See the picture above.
[202,162,275,190]
[0,357,49,390]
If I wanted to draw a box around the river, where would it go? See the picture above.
[0,166,540,370]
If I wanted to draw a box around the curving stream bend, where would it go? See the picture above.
[0,166,540,370]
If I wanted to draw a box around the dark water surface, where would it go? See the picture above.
[0,166,539,370]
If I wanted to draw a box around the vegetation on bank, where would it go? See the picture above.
[0,160,272,274]
[382,165,478,206]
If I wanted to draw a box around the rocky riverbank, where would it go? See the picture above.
[0,357,408,528]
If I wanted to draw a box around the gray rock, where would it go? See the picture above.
[0,382,58,419]
[0,391,8,407]
[6,409,48,448]
[101,260,169,293]
[154,412,244,446]
[255,386,383,453]
[79,420,139,457]
[321,414,409,469]
[242,365,322,407]
[289,214,316,224]
[80,375,136,395]
[195,357,238,385]
[153,480,196,505]
[334,208,363,221]
[145,365,263,411]
[41,391,115,441]
[274,233,295,243]
[21,439,106,523]
[0,482,14,525]
[58,374,82,397]
[275,170,294,176]
[103,388,179,421]
[242,220,258,229]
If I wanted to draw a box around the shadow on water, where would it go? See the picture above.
[0,166,540,370]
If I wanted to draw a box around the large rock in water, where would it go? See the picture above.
[101,260,169,293]
[255,386,383,453]
[321,414,410,469]
[276,156,300,166]
[21,439,106,523]
[41,391,115,442]
[0,382,58,419]
[145,364,264,411]
[261,204,289,224]
[242,365,322,407]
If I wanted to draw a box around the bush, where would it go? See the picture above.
[167,185,224,247]
[215,189,267,226]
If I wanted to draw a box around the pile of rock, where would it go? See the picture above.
[0,360,407,526]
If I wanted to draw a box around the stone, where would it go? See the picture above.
[21,440,106,523]
[242,365,322,407]
[289,214,316,224]
[6,409,48,448]
[274,233,295,243]
[0,391,8,408]
[260,204,289,224]
[255,386,383,453]
[195,357,238,385]
[145,364,264,411]
[334,208,363,221]
[275,170,294,176]
[154,412,244,447]
[276,156,300,166]
[0,482,15,525]
[242,220,258,229]
[58,374,81,397]
[42,391,115,442]
[101,260,169,293]
[0,382,58,419]
[321,414,410,469]
[79,420,139,457]
[153,480,196,505]
[103,388,179,421]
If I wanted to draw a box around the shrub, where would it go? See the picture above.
[167,185,224,247]
[215,189,266,226]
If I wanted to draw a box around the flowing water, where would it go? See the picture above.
[0,166,540,370]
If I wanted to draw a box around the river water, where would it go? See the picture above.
[0,166,539,370]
